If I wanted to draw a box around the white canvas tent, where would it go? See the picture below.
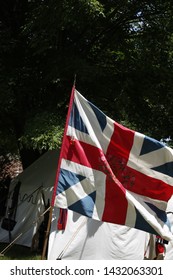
[48,208,151,260]
[0,150,59,248]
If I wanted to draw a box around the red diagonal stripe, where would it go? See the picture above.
[62,135,105,170]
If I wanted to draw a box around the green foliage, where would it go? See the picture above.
[19,112,64,151]
[1,0,173,163]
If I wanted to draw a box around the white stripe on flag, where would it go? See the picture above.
[125,190,172,240]
[75,90,114,153]
[92,173,106,220]
[59,159,106,220]
[59,179,94,206]
[67,126,97,147]
[127,132,173,186]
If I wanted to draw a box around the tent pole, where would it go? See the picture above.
[41,206,53,260]
[0,233,23,255]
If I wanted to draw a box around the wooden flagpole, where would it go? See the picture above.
[41,79,76,260]
[41,206,53,259]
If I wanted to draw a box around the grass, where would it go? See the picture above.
[0,243,42,260]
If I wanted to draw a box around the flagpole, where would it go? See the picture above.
[41,206,53,260]
[41,83,76,260]
[51,83,76,206]
[73,74,76,87]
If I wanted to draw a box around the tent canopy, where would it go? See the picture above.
[0,150,59,247]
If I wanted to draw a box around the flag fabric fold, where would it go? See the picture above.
[52,87,173,241]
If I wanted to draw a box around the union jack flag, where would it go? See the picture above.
[52,86,173,241]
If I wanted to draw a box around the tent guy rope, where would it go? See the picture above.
[0,205,51,256]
